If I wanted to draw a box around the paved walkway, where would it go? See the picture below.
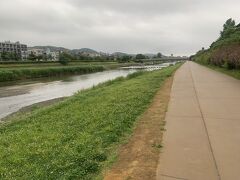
[157,62,240,180]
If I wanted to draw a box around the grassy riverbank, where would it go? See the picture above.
[0,65,105,82]
[192,18,240,78]
[0,61,118,69]
[0,61,139,82]
[0,64,181,179]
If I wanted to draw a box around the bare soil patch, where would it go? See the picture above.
[104,77,173,180]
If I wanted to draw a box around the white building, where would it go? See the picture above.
[0,41,28,60]
[27,48,44,57]
[27,48,60,61]
[49,51,60,61]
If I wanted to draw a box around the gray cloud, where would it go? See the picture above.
[0,0,239,55]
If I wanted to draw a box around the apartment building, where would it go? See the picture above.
[27,48,44,57]
[0,41,28,60]
[28,48,60,61]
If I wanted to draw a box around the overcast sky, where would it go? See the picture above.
[0,0,239,56]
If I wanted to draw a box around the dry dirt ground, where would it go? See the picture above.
[104,77,173,180]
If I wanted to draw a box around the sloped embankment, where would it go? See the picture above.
[193,18,240,70]
[0,64,181,179]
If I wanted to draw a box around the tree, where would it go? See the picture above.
[135,54,146,60]
[36,55,43,60]
[1,52,21,61]
[223,18,235,31]
[220,18,236,38]
[28,52,37,61]
[157,52,162,58]
[119,55,131,62]
[59,52,74,65]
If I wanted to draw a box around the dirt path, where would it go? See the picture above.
[104,77,174,180]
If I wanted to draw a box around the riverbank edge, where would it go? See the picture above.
[195,61,240,79]
[0,63,182,179]
[0,62,141,83]
[0,97,66,123]
[103,75,174,180]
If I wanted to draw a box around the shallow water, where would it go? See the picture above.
[0,69,136,120]
[0,62,177,120]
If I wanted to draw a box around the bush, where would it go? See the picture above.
[135,54,146,60]
[59,53,73,65]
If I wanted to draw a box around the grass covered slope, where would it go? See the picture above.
[193,18,240,70]
[0,64,181,179]
[0,65,105,82]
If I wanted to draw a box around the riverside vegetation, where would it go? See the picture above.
[193,18,240,79]
[0,65,105,82]
[0,64,181,179]
[0,61,136,82]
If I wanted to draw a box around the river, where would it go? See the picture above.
[0,63,176,120]
[0,69,138,120]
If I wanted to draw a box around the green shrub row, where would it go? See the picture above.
[193,44,240,69]
[0,66,105,82]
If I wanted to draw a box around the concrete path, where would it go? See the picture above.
[157,62,240,180]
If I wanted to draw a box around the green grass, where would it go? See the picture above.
[0,66,106,82]
[196,61,240,79]
[0,61,139,70]
[0,61,119,69]
[0,62,139,82]
[0,64,181,179]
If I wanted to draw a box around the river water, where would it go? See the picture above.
[0,69,137,120]
[0,62,177,120]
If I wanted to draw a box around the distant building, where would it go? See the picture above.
[0,41,28,60]
[27,48,44,57]
[28,48,60,61]
[49,51,60,61]
[80,51,101,57]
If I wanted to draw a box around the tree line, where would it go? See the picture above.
[0,49,164,64]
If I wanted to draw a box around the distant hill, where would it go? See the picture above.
[71,48,98,54]
[29,46,101,57]
[29,46,69,52]
[28,46,168,59]
[112,52,130,57]
[143,53,168,58]
[143,53,156,58]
